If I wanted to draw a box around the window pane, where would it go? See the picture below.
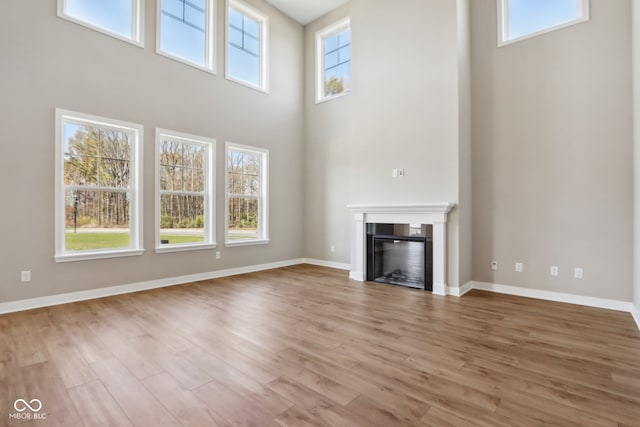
[65,0,134,39]
[228,5,263,87]
[325,50,338,69]
[325,34,338,52]
[160,0,208,66]
[338,28,351,47]
[184,168,204,192]
[160,194,205,244]
[229,45,260,86]
[339,44,351,63]
[325,62,350,96]
[183,144,205,168]
[64,125,131,189]
[508,0,579,39]
[227,197,259,240]
[160,165,183,191]
[64,189,131,251]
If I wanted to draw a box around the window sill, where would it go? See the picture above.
[155,243,217,254]
[55,249,144,263]
[225,74,269,94]
[315,90,351,105]
[156,50,216,75]
[57,14,144,48]
[224,239,270,248]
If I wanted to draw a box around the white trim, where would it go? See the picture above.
[156,0,217,74]
[55,109,144,263]
[225,0,269,93]
[470,281,634,313]
[315,17,351,104]
[497,0,590,47]
[225,142,269,246]
[631,305,640,331]
[0,259,305,315]
[448,281,474,297]
[225,239,270,248]
[347,203,456,294]
[302,258,350,271]
[155,128,216,253]
[57,0,145,48]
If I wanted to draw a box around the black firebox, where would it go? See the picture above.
[366,223,433,291]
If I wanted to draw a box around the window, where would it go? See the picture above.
[498,0,589,46]
[156,129,216,252]
[226,0,269,92]
[225,142,269,246]
[58,0,144,46]
[157,0,216,72]
[55,109,143,262]
[316,17,351,103]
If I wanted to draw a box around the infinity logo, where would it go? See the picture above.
[13,399,42,412]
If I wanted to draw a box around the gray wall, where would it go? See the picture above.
[471,0,633,300]
[634,0,640,312]
[303,4,352,265]
[0,0,304,303]
[304,0,471,288]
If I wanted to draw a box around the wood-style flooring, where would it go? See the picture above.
[1,264,639,426]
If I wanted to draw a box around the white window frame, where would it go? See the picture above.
[54,109,144,263]
[225,142,269,247]
[156,0,217,74]
[155,129,216,253]
[315,17,351,104]
[225,0,269,93]
[497,0,589,47]
[57,0,145,47]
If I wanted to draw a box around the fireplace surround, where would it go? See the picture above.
[347,203,455,295]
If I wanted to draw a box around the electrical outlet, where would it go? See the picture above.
[398,168,405,177]
[21,271,31,283]
[392,169,398,178]
[491,261,498,271]
[574,267,583,279]
[550,266,559,277]
[515,262,523,273]
[330,245,335,253]
[215,251,221,260]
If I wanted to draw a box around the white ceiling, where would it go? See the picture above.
[264,0,349,25]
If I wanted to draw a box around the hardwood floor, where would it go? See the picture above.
[1,264,639,426]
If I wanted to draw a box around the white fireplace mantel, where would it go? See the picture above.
[347,203,456,295]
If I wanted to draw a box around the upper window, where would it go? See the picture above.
[316,17,351,103]
[57,0,144,47]
[226,0,269,92]
[156,129,216,252]
[225,142,269,246]
[498,0,589,46]
[157,0,216,72]
[55,109,143,262]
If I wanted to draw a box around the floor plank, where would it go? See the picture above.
[0,264,637,426]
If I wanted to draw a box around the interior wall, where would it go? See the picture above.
[457,0,473,287]
[471,0,633,300]
[634,0,640,313]
[303,4,352,265]
[0,0,304,304]
[305,0,466,288]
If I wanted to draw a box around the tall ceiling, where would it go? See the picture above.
[264,0,349,25]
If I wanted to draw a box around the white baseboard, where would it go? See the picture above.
[469,281,635,314]
[631,305,640,330]
[302,258,350,270]
[448,281,473,297]
[0,258,305,315]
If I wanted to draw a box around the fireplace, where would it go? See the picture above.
[347,203,455,295]
[366,223,433,290]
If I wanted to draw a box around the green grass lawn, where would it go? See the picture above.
[65,232,203,250]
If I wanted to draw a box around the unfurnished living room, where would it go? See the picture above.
[1,0,640,425]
